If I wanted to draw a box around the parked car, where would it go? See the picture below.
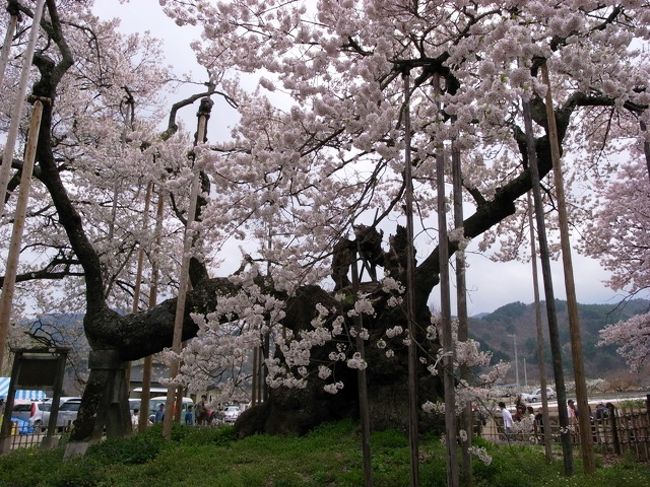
[223,405,241,423]
[521,387,556,403]
[10,400,35,422]
[29,397,82,430]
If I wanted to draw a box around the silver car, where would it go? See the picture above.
[30,397,82,430]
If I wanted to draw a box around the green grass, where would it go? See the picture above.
[0,421,649,486]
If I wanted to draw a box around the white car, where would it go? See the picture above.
[223,405,241,423]
[32,397,82,430]
[521,387,556,403]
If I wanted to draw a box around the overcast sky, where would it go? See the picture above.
[92,1,630,315]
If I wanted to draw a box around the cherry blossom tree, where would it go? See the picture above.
[2,1,650,456]
[584,158,650,372]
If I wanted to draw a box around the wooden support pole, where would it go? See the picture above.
[437,119,458,487]
[0,11,18,89]
[351,250,373,487]
[0,0,46,219]
[452,140,472,487]
[0,100,44,367]
[541,63,595,474]
[526,191,553,463]
[162,98,212,438]
[251,345,259,405]
[125,181,153,416]
[640,121,650,181]
[522,98,573,475]
[138,188,165,432]
[402,70,420,487]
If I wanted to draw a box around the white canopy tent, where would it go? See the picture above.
[0,377,46,401]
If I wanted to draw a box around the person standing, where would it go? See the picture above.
[499,401,514,440]
[155,403,165,424]
[196,394,209,425]
[185,404,194,425]
[131,408,140,428]
[567,399,578,429]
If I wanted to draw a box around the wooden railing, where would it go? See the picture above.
[480,396,650,463]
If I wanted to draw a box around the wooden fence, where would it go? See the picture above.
[481,397,650,463]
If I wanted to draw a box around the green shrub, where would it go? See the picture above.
[88,427,168,465]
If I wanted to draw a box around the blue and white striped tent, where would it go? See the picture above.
[0,377,47,401]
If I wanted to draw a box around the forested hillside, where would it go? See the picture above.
[469,299,650,384]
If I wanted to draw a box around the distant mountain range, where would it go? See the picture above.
[469,299,650,382]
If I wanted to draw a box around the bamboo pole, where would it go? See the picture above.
[351,250,373,487]
[138,188,165,432]
[0,0,46,220]
[0,8,18,89]
[541,63,595,473]
[162,98,212,438]
[0,99,44,367]
[451,141,472,486]
[436,91,458,487]
[402,70,420,487]
[522,98,573,475]
[526,191,553,462]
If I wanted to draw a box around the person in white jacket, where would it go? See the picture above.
[499,401,514,439]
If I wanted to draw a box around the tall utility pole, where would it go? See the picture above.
[523,358,527,388]
[401,69,420,487]
[522,98,573,475]
[162,98,213,438]
[510,334,519,389]
[541,63,595,473]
